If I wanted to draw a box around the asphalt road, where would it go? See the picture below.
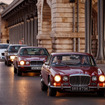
[0,62,105,105]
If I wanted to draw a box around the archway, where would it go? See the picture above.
[42,0,51,37]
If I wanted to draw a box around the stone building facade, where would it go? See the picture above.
[1,0,38,46]
[1,0,105,63]
[37,0,85,53]
[37,0,105,63]
[0,2,8,43]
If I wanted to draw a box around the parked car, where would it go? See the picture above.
[13,46,49,76]
[41,52,105,96]
[4,44,26,66]
[0,43,9,60]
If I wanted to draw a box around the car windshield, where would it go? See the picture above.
[0,44,9,49]
[51,54,96,67]
[19,48,49,56]
[8,46,22,52]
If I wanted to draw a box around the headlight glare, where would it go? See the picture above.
[54,75,61,82]
[63,76,69,81]
[10,56,15,60]
[92,76,97,81]
[99,75,105,82]
[20,61,25,65]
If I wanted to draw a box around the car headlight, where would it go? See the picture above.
[92,76,97,81]
[26,61,30,65]
[10,56,15,60]
[20,61,25,65]
[99,75,105,82]
[54,75,61,82]
[63,76,69,81]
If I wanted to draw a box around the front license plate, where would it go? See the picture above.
[31,67,41,70]
[71,87,89,91]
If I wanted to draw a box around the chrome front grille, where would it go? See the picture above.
[30,61,43,65]
[70,75,90,86]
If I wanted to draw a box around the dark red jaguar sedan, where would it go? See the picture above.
[41,52,105,96]
[13,46,49,76]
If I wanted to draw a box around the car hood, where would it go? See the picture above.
[0,49,7,54]
[19,56,47,61]
[50,66,100,76]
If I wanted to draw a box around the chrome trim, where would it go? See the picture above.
[18,65,42,67]
[49,85,105,89]
[69,74,90,86]
[70,74,90,77]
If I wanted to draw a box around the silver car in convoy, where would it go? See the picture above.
[0,43,9,60]
[4,44,26,66]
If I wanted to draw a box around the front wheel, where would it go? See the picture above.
[48,82,56,96]
[41,80,48,91]
[17,69,22,76]
[97,90,105,97]
[5,60,7,65]
[7,61,11,66]
[14,66,17,74]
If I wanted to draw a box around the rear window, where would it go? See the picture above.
[0,44,9,49]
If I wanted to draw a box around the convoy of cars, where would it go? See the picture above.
[1,43,105,97]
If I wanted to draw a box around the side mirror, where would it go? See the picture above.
[45,62,49,65]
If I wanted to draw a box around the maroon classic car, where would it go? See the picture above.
[41,52,105,96]
[13,46,49,76]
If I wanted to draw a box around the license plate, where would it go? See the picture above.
[31,67,41,70]
[71,86,89,91]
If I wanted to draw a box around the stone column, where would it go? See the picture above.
[85,0,92,53]
[97,0,104,60]
[21,22,24,44]
[24,17,28,44]
[22,22,24,44]
[34,17,38,46]
[27,19,30,45]
[31,18,34,46]
[9,27,11,43]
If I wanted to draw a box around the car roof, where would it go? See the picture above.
[0,43,9,45]
[9,44,26,46]
[20,46,46,49]
[51,52,92,56]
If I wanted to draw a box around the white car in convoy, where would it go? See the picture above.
[0,43,9,60]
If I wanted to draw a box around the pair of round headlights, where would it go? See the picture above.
[92,75,105,82]
[19,61,30,65]
[54,75,68,82]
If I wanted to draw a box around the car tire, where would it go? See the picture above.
[14,66,17,74]
[41,80,48,91]
[7,61,11,66]
[5,60,7,65]
[97,90,105,97]
[17,69,22,76]
[48,82,56,96]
